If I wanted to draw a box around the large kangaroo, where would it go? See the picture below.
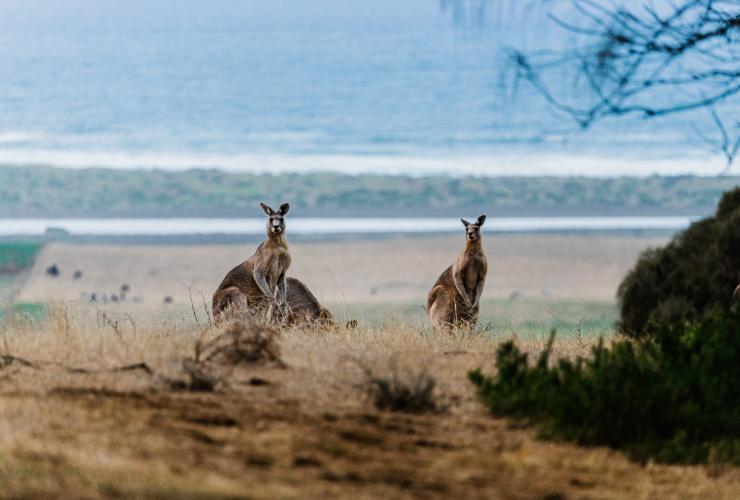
[213,202,291,323]
[427,215,488,329]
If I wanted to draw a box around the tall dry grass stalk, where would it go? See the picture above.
[0,301,598,402]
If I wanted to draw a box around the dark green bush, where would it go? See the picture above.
[469,310,740,465]
[618,187,740,336]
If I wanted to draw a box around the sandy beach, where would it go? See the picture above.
[17,234,667,308]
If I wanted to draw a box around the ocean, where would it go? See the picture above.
[0,0,736,176]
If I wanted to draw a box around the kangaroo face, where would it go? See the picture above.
[461,215,486,242]
[268,214,285,235]
[260,202,290,236]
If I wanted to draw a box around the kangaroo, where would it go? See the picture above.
[285,277,358,329]
[427,215,487,329]
[733,284,740,303]
[212,202,291,323]
[285,277,335,327]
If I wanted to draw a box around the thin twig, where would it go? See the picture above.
[98,312,123,338]
[187,283,201,328]
[0,354,39,369]
[124,313,137,336]
[199,290,212,326]
[512,0,740,167]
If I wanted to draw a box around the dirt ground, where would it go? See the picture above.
[17,234,668,306]
[0,304,737,499]
[4,234,737,498]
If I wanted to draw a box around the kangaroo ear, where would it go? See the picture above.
[477,215,486,226]
[461,218,470,227]
[279,203,290,216]
[259,203,274,216]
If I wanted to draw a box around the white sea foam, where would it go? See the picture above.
[0,133,43,144]
[0,149,731,177]
[0,216,697,236]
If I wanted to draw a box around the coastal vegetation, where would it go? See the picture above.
[1,165,738,216]
[470,309,740,465]
[468,188,740,467]
[617,187,740,334]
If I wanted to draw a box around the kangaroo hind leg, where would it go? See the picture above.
[428,287,452,330]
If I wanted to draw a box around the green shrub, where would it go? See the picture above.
[469,310,740,465]
[618,187,740,336]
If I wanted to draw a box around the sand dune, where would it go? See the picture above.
[18,234,667,306]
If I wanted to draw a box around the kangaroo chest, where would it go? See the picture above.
[267,249,291,283]
[459,253,487,290]
[251,244,291,287]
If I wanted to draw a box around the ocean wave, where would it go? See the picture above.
[0,132,45,144]
[0,149,729,177]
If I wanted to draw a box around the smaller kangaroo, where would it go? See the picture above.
[427,215,488,329]
[212,202,291,323]
[285,277,335,327]
[285,277,358,329]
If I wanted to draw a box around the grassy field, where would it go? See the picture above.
[0,303,737,498]
[335,299,617,338]
[17,235,667,305]
[14,234,643,340]
[1,235,737,497]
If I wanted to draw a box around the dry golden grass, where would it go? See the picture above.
[0,302,738,499]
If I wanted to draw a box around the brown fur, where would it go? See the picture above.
[734,284,740,303]
[213,204,291,323]
[427,216,488,329]
[285,277,335,327]
[284,277,359,330]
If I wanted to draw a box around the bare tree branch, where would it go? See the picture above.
[513,0,740,168]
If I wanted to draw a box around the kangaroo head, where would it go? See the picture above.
[260,202,290,236]
[461,215,486,242]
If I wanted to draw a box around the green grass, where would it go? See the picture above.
[0,242,42,273]
[334,299,617,337]
[0,303,48,324]
[0,243,43,316]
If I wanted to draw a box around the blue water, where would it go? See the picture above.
[0,0,736,175]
